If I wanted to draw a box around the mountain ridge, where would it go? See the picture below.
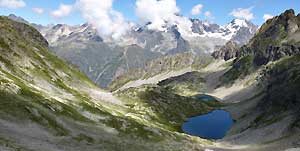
[6,14,258,88]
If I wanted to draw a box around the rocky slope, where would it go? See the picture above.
[213,9,300,63]
[109,52,213,91]
[212,9,300,86]
[219,11,300,148]
[237,9,300,65]
[212,41,240,60]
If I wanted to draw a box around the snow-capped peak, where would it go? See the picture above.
[225,19,250,33]
[138,17,257,44]
[230,19,249,27]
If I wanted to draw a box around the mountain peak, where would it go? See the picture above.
[282,9,296,17]
[0,16,48,47]
[81,22,90,28]
[8,14,17,18]
[53,24,66,28]
[258,8,299,36]
[276,9,297,23]
[6,14,29,24]
[229,19,249,28]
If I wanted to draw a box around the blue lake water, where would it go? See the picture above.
[182,110,234,139]
[194,94,216,102]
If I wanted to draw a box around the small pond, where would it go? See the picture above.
[182,109,234,139]
[193,94,216,102]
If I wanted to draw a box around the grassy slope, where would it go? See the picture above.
[253,54,300,128]
[116,85,220,131]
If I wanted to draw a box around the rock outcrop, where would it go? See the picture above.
[212,41,240,60]
[237,9,300,66]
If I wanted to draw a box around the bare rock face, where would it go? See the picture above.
[287,19,299,34]
[212,41,239,60]
[265,44,300,61]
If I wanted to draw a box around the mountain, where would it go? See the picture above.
[5,14,45,30]
[6,14,29,24]
[190,18,257,45]
[213,9,300,62]
[217,9,300,149]
[37,23,161,88]
[109,9,300,150]
[225,19,258,45]
[108,19,257,91]
[206,9,300,149]
[29,17,257,88]
[0,16,219,151]
[237,9,300,65]
[220,9,300,84]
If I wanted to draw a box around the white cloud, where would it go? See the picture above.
[135,0,193,35]
[76,0,130,40]
[0,0,26,9]
[263,14,273,21]
[32,7,44,14]
[230,7,254,20]
[204,11,214,19]
[173,16,193,36]
[191,4,203,15]
[135,0,186,30]
[50,4,73,18]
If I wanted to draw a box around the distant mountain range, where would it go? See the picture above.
[7,14,258,88]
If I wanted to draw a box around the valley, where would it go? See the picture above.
[0,5,300,151]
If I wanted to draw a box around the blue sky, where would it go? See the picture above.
[0,0,299,26]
